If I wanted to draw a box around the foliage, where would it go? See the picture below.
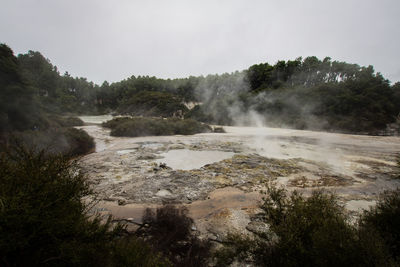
[117,91,188,117]
[359,188,400,262]
[0,145,169,266]
[216,186,394,267]
[4,127,95,157]
[243,57,399,133]
[102,117,212,137]
[63,128,95,156]
[138,205,211,267]
[0,44,49,133]
[48,115,84,127]
[18,50,99,114]
[110,237,171,267]
[185,105,214,123]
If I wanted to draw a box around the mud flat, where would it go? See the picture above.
[77,120,400,238]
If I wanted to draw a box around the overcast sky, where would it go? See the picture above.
[1,0,399,84]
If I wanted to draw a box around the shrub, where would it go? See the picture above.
[137,205,211,267]
[103,117,212,137]
[101,116,132,129]
[359,188,400,262]
[49,115,84,127]
[0,145,169,266]
[216,186,393,267]
[0,145,108,266]
[63,127,95,156]
[8,127,95,157]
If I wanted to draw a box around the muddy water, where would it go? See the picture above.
[77,118,400,235]
[97,187,261,222]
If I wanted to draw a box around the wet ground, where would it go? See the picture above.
[77,116,400,238]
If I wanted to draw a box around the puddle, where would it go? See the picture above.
[79,115,113,124]
[155,149,235,170]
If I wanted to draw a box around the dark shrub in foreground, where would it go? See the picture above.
[359,188,400,262]
[0,146,169,266]
[216,187,394,267]
[102,117,212,137]
[138,205,211,267]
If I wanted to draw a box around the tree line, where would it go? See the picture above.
[1,43,400,135]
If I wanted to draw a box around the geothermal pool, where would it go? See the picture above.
[77,117,400,238]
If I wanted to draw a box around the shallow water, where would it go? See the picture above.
[79,115,113,124]
[155,149,235,170]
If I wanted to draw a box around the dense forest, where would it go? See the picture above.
[0,44,94,155]
[1,43,399,136]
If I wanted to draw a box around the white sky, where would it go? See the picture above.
[1,0,399,84]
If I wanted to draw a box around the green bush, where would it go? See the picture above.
[9,127,95,157]
[359,188,400,262]
[0,145,169,266]
[138,205,211,267]
[101,117,132,129]
[63,128,95,156]
[216,186,394,267]
[103,117,212,137]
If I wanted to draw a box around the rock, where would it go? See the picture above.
[246,221,278,242]
[168,144,185,150]
[159,162,170,169]
[155,189,173,197]
[118,199,127,206]
[137,152,157,160]
[246,221,270,235]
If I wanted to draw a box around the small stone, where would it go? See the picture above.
[118,199,127,206]
[156,189,172,197]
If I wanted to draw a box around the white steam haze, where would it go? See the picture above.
[192,71,330,129]
[0,0,399,84]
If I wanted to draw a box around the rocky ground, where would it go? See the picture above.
[77,116,400,240]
